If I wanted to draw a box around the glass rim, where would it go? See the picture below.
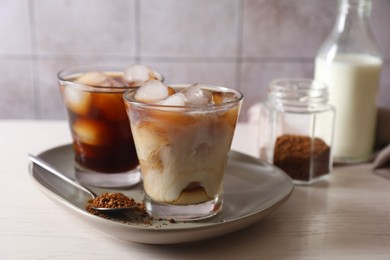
[123,84,244,111]
[267,78,331,110]
[270,78,328,91]
[57,64,164,92]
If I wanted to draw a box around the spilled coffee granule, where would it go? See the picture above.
[273,134,331,181]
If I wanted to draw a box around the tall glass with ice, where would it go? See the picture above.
[123,82,243,220]
[58,64,163,188]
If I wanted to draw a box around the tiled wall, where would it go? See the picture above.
[1,0,389,121]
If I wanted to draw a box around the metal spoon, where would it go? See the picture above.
[28,154,136,213]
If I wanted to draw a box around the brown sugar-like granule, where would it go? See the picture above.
[273,134,331,181]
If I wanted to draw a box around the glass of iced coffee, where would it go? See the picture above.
[58,64,163,188]
[123,81,243,220]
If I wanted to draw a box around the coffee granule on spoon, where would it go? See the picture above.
[85,193,153,224]
[87,192,136,209]
[85,193,179,226]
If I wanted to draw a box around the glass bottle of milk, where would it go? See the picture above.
[315,0,382,163]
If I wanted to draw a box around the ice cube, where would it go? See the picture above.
[108,78,126,87]
[74,71,114,87]
[181,84,212,107]
[160,92,186,106]
[135,80,170,103]
[152,70,164,81]
[73,119,113,145]
[123,64,156,86]
[212,91,224,104]
[94,93,128,121]
[63,86,91,116]
[223,92,237,103]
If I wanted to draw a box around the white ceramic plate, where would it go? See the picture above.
[29,144,293,245]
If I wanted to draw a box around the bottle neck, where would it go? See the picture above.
[267,79,329,112]
[339,0,371,18]
[336,0,371,32]
[317,0,380,61]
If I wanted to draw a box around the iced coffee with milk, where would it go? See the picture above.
[58,64,163,188]
[123,81,243,220]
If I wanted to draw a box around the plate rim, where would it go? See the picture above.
[29,144,294,242]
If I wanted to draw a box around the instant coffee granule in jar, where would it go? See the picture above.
[273,134,331,181]
[258,78,335,185]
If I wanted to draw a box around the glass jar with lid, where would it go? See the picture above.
[258,78,335,185]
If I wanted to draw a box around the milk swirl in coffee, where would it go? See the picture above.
[124,82,242,215]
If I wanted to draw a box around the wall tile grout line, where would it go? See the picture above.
[235,0,244,92]
[28,0,40,119]
[10,54,135,61]
[0,54,335,63]
[242,57,317,63]
[0,54,338,64]
[140,56,238,63]
[0,54,33,60]
[134,0,141,63]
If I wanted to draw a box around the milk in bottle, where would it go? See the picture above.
[314,0,382,163]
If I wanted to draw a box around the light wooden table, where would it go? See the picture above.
[1,120,389,259]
